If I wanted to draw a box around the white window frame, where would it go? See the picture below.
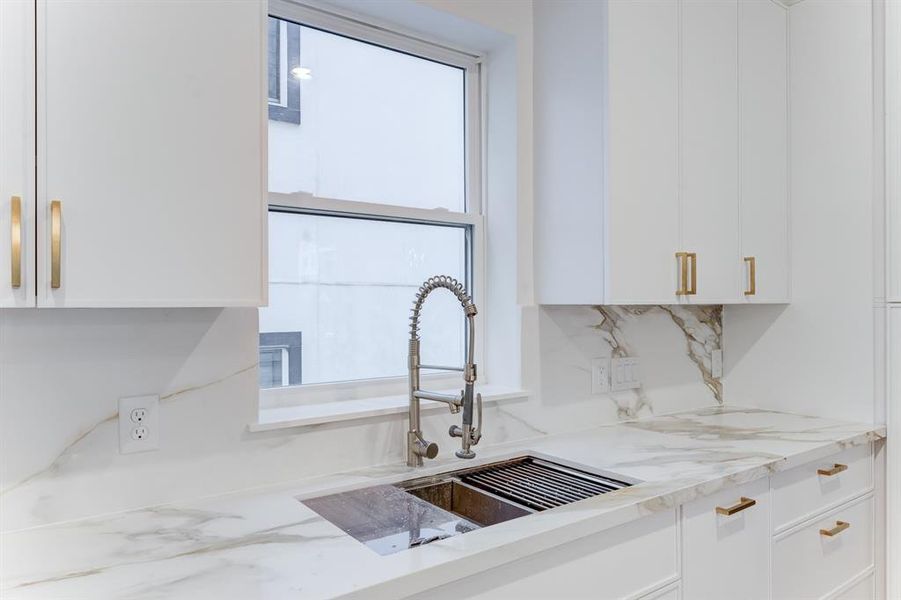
[262,0,485,409]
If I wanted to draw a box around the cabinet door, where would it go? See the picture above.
[404,509,679,600]
[533,0,608,304]
[0,0,36,308]
[682,477,770,599]
[36,0,265,307]
[680,0,740,303]
[739,0,790,302]
[606,0,680,304]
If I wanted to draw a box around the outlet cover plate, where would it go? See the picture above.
[591,358,610,394]
[119,395,159,454]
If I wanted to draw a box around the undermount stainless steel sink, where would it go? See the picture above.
[402,478,534,527]
[301,455,636,556]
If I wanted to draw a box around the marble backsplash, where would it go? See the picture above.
[0,304,721,532]
[512,305,723,434]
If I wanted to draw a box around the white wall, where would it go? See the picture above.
[0,302,721,532]
[724,0,878,423]
[0,0,728,534]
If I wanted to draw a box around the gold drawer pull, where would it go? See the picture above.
[744,256,756,296]
[11,196,22,288]
[50,200,61,289]
[820,521,850,537]
[716,496,756,516]
[817,463,848,477]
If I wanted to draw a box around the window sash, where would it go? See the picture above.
[264,0,485,402]
[268,0,482,218]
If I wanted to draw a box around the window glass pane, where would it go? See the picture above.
[268,19,466,212]
[260,211,468,387]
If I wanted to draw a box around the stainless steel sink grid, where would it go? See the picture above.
[453,456,632,511]
[301,455,634,555]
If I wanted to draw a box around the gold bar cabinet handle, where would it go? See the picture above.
[820,521,850,537]
[688,252,698,296]
[716,496,756,516]
[10,196,21,289]
[744,256,756,296]
[687,252,697,295]
[817,463,848,477]
[51,200,61,289]
[676,252,689,295]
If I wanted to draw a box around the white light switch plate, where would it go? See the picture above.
[611,357,641,391]
[711,349,723,378]
[119,395,159,454]
[591,358,610,394]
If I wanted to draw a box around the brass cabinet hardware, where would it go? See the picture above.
[50,200,61,289]
[676,252,689,295]
[716,496,756,516]
[10,196,21,288]
[820,521,850,537]
[817,463,848,477]
[676,252,697,295]
[687,252,697,295]
[744,256,756,296]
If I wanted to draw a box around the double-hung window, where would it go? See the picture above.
[261,3,482,399]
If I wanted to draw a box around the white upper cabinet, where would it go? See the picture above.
[606,0,680,304]
[534,0,790,305]
[739,0,790,302]
[34,0,265,307]
[0,0,36,308]
[889,0,901,303]
[680,0,739,303]
[533,0,610,305]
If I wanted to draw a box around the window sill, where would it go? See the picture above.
[249,385,529,432]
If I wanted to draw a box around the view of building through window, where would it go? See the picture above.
[261,16,472,389]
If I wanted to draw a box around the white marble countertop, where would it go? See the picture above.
[0,406,884,600]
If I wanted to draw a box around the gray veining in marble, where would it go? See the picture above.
[591,305,723,418]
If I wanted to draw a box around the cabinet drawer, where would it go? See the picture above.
[772,495,874,600]
[772,444,872,530]
[682,478,770,600]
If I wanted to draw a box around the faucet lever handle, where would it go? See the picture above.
[472,393,483,444]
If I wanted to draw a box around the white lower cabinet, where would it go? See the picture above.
[640,582,681,600]
[771,444,873,531]
[408,509,679,600]
[682,478,770,599]
[415,447,876,600]
[772,494,874,600]
[832,571,876,600]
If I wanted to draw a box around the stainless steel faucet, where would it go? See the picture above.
[407,275,482,467]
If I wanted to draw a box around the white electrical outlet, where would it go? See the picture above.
[611,357,641,391]
[119,395,159,454]
[711,349,724,378]
[591,358,610,394]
